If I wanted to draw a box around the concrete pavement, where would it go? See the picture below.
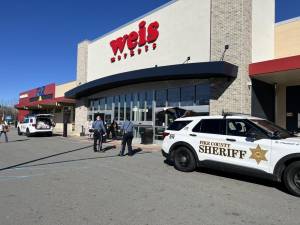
[0,129,299,225]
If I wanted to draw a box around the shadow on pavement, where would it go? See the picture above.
[8,139,30,143]
[163,160,287,194]
[0,145,93,172]
[15,151,152,168]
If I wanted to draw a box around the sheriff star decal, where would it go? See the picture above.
[249,145,268,164]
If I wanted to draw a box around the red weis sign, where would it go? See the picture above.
[110,20,159,63]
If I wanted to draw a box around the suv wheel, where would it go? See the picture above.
[173,147,196,172]
[26,128,31,137]
[283,161,300,197]
[17,128,22,136]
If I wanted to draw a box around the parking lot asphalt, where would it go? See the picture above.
[0,129,300,225]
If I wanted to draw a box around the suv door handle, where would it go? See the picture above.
[226,138,236,142]
[189,134,197,137]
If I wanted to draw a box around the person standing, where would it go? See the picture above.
[119,119,134,156]
[92,116,106,152]
[109,119,118,140]
[0,120,9,143]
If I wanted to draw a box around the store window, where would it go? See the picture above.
[120,95,125,121]
[107,96,113,110]
[94,99,99,111]
[114,96,119,121]
[195,83,210,105]
[126,93,131,120]
[139,91,146,121]
[155,89,167,107]
[168,88,180,107]
[181,86,195,106]
[146,90,153,121]
[99,98,105,110]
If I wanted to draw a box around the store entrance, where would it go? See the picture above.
[286,86,300,132]
[132,105,153,144]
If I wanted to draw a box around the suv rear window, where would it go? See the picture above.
[192,119,226,135]
[167,120,192,131]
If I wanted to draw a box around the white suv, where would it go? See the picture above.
[18,114,55,137]
[162,114,300,196]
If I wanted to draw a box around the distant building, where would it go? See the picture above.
[15,81,76,134]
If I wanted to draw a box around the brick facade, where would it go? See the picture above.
[209,0,252,115]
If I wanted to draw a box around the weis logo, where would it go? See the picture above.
[110,20,159,63]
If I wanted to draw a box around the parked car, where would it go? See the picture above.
[18,114,55,137]
[162,113,300,196]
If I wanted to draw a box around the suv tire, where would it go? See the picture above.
[283,161,300,197]
[17,128,22,136]
[26,128,31,137]
[173,147,196,172]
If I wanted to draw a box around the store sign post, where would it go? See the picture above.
[110,20,159,63]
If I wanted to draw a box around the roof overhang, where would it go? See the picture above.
[65,61,238,99]
[15,97,75,110]
[249,55,300,85]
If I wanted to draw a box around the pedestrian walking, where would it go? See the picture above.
[0,120,9,143]
[109,119,118,140]
[119,119,134,156]
[92,116,106,152]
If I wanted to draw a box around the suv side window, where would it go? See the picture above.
[168,120,192,131]
[192,119,226,135]
[226,119,267,139]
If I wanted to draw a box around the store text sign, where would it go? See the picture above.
[110,20,159,63]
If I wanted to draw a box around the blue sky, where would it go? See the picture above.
[0,0,299,105]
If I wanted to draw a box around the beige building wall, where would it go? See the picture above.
[55,81,76,98]
[275,17,300,58]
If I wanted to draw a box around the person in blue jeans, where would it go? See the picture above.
[119,119,134,156]
[92,116,106,152]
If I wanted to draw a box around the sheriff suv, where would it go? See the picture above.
[18,114,55,137]
[162,114,300,196]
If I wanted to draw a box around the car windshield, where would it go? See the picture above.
[249,119,293,139]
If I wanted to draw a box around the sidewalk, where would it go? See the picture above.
[70,135,162,153]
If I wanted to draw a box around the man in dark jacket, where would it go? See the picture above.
[92,116,106,152]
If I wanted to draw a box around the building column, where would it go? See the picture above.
[75,98,88,135]
[209,0,252,115]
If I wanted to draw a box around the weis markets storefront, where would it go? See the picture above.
[66,0,275,143]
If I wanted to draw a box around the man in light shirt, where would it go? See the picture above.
[92,116,106,152]
[119,119,134,156]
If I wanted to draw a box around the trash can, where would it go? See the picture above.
[141,127,153,144]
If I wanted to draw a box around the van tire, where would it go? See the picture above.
[17,128,22,136]
[26,128,31,137]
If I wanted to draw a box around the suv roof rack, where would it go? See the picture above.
[222,111,251,118]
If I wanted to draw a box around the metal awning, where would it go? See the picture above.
[65,61,238,99]
[249,55,300,85]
